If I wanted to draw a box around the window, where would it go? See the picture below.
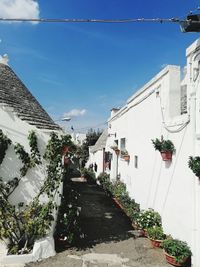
[134,156,138,168]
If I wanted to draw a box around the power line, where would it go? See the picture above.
[1,16,200,32]
[0,17,188,24]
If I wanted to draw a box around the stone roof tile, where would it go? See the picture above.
[0,63,61,130]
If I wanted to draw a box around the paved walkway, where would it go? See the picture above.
[26,178,170,267]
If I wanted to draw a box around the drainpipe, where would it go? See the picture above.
[103,148,105,172]
[116,154,119,180]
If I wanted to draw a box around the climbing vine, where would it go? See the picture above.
[14,143,32,177]
[0,129,11,165]
[0,130,77,255]
[28,130,41,165]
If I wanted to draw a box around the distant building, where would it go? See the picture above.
[71,132,86,146]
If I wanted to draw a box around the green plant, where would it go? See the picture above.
[0,130,11,165]
[14,143,32,176]
[152,137,175,153]
[112,180,127,199]
[188,156,200,177]
[147,226,166,240]
[0,131,77,255]
[97,172,114,195]
[55,185,80,244]
[162,238,192,263]
[28,131,41,165]
[80,168,96,183]
[97,172,110,184]
[136,209,162,229]
[120,149,129,156]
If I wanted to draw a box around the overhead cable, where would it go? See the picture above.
[0,17,191,24]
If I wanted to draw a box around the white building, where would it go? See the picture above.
[87,129,108,177]
[0,58,63,265]
[89,39,200,267]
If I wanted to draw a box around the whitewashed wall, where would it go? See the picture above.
[0,105,61,205]
[105,40,200,267]
[0,103,65,264]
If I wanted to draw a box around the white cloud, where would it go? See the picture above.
[0,0,39,21]
[63,109,86,118]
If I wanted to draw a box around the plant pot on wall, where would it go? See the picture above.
[114,149,120,156]
[160,151,172,161]
[123,155,130,161]
[152,137,175,162]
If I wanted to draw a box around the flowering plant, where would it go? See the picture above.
[136,209,162,229]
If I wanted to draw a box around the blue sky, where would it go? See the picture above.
[0,0,200,132]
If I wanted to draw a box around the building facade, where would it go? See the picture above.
[89,39,200,267]
[0,60,63,265]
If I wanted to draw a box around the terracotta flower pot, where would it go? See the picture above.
[62,146,69,155]
[164,251,188,266]
[149,238,163,248]
[123,155,130,161]
[160,151,172,161]
[112,197,124,210]
[140,229,148,237]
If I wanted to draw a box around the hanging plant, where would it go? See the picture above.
[28,131,41,165]
[0,129,12,165]
[14,143,32,176]
[152,136,175,161]
[188,156,200,178]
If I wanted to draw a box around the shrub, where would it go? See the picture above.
[97,174,140,222]
[97,172,110,184]
[163,238,192,263]
[112,181,127,199]
[147,226,166,240]
[136,209,162,229]
[81,168,96,182]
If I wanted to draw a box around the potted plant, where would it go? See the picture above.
[136,209,162,237]
[147,226,166,248]
[152,136,175,161]
[110,145,120,155]
[188,156,200,179]
[121,150,130,161]
[162,238,192,266]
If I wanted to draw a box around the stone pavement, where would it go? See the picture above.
[26,178,170,267]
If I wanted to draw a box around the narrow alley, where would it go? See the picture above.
[26,178,170,267]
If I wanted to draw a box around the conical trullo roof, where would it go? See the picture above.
[0,63,61,130]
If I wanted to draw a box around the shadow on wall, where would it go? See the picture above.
[0,135,49,204]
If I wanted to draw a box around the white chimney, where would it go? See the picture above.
[0,54,9,65]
